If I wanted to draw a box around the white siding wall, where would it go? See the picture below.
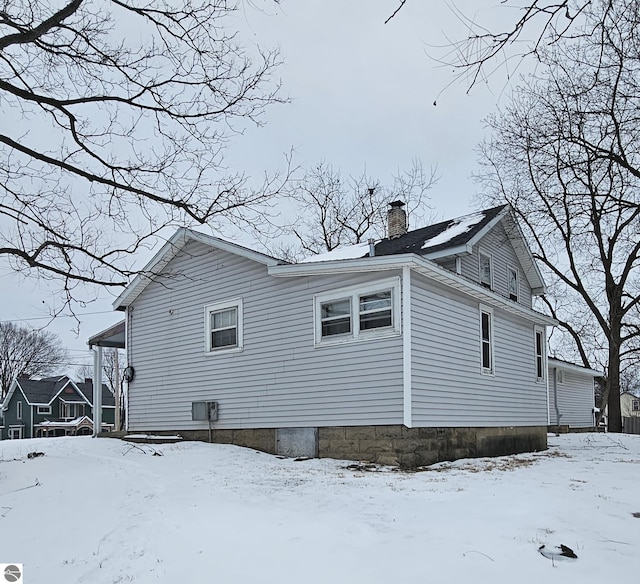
[127,241,404,431]
[459,222,533,308]
[411,273,547,427]
[548,368,595,427]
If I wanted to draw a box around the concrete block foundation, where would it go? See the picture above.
[133,424,547,468]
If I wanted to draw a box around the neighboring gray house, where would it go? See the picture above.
[547,358,601,429]
[0,376,115,440]
[112,203,557,467]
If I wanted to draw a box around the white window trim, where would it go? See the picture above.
[17,400,22,420]
[479,305,495,376]
[535,326,546,382]
[479,250,493,290]
[9,425,23,439]
[204,298,244,354]
[37,405,52,415]
[314,277,401,346]
[507,264,519,302]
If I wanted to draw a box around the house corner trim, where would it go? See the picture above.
[402,266,412,428]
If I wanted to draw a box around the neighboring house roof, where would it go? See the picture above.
[10,376,71,405]
[1,376,113,409]
[548,358,602,377]
[76,381,115,408]
[114,228,285,311]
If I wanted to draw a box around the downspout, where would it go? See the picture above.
[402,266,412,428]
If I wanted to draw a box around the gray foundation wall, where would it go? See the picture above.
[136,424,547,468]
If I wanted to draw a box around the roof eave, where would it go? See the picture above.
[270,253,557,326]
[422,244,472,260]
[113,228,282,311]
[548,358,602,377]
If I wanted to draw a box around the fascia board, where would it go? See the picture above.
[422,244,472,260]
[548,359,602,377]
[268,254,416,276]
[465,207,509,248]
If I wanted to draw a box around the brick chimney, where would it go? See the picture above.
[387,200,407,238]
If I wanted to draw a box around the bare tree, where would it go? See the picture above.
[76,348,123,392]
[386,1,596,91]
[0,1,288,310]
[476,0,640,432]
[265,160,436,259]
[0,321,69,398]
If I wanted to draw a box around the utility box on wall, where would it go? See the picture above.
[191,401,219,422]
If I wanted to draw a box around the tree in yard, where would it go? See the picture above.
[476,0,640,432]
[77,348,123,393]
[0,1,288,310]
[387,1,594,91]
[262,160,436,260]
[0,321,69,398]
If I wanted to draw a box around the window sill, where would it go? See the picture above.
[314,328,401,348]
[204,346,244,357]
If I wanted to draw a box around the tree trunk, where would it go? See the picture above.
[607,304,623,433]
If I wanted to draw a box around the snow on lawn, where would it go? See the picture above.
[1,433,639,583]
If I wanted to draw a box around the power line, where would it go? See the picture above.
[1,310,117,323]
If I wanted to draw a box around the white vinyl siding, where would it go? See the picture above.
[126,242,404,431]
[460,222,533,308]
[411,273,548,427]
[548,367,595,427]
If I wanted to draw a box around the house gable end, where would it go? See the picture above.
[113,228,284,311]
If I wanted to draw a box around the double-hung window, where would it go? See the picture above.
[479,251,492,289]
[535,327,546,381]
[633,399,640,412]
[205,299,243,353]
[315,278,400,345]
[480,306,494,374]
[508,266,519,301]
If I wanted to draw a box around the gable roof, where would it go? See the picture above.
[2,376,113,408]
[4,376,73,407]
[374,205,507,257]
[76,381,115,407]
[113,228,285,311]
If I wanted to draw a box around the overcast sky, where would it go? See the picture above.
[1,0,523,371]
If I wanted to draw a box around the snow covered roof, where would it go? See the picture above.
[34,415,93,428]
[373,205,506,257]
[299,242,371,263]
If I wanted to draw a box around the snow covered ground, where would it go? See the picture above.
[0,433,638,583]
